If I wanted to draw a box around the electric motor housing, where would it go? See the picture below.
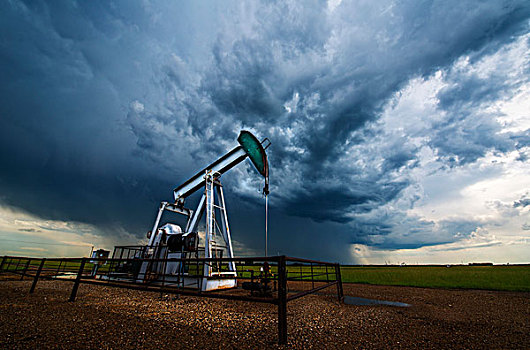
[167,234,183,253]
[166,232,198,253]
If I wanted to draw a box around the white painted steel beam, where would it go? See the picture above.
[173,147,247,204]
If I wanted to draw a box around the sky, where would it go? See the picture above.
[0,0,529,264]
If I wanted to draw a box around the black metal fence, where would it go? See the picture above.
[0,255,343,344]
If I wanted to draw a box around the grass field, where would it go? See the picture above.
[2,256,529,292]
[339,265,530,292]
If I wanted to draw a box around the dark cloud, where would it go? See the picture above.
[350,217,482,250]
[514,195,530,208]
[0,0,529,261]
[18,228,41,233]
[434,241,502,252]
[429,51,528,165]
[282,187,373,224]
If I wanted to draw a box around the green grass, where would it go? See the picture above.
[339,265,530,292]
[3,256,528,292]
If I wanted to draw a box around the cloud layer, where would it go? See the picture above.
[1,1,529,262]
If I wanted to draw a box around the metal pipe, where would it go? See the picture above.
[20,259,31,281]
[335,263,344,303]
[286,281,339,302]
[277,255,287,345]
[0,256,6,271]
[265,195,268,257]
[69,258,87,302]
[29,259,46,294]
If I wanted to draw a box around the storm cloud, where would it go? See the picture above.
[1,0,529,262]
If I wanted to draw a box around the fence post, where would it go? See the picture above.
[14,258,21,274]
[0,256,6,271]
[30,259,46,294]
[20,259,32,281]
[277,256,287,345]
[69,258,87,302]
[335,263,344,303]
[310,262,314,290]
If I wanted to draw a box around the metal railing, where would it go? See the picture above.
[0,255,343,344]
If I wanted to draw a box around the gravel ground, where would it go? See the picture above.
[0,279,528,349]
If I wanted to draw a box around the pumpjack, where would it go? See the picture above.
[116,131,270,291]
